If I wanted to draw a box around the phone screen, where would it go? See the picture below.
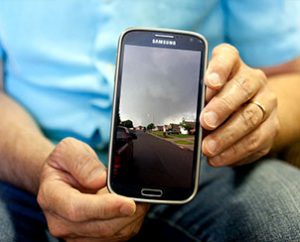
[109,30,206,202]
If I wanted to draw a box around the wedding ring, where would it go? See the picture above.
[249,100,267,121]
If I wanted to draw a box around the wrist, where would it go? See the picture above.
[32,137,55,194]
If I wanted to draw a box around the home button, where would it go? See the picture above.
[141,188,163,198]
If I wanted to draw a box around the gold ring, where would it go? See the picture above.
[249,100,267,121]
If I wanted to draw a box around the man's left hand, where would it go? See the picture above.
[200,44,280,166]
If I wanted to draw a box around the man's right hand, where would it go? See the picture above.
[37,138,148,242]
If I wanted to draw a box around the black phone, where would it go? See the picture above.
[108,28,207,204]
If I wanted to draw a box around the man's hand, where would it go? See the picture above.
[37,138,148,242]
[200,44,280,166]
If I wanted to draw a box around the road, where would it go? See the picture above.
[130,130,194,188]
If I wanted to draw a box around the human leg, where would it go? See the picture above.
[132,158,300,242]
[0,180,58,242]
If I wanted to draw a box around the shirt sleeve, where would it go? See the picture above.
[224,0,300,67]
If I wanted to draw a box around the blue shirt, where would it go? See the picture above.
[0,0,300,160]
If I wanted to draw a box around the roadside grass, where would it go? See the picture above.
[152,131,173,139]
[174,140,194,145]
[152,131,195,141]
[172,134,193,138]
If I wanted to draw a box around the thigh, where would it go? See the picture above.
[0,181,58,242]
[132,158,300,242]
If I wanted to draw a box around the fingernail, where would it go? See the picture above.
[203,111,218,128]
[205,139,217,154]
[120,204,135,216]
[206,73,221,87]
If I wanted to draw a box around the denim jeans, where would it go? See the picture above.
[1,158,300,242]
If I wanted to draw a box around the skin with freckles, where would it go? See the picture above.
[200,44,280,167]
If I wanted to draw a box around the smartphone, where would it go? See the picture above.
[108,28,207,204]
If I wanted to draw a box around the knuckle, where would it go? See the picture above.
[216,95,236,113]
[118,227,134,241]
[241,104,261,129]
[48,220,68,238]
[49,226,65,238]
[212,45,221,56]
[255,147,270,160]
[75,153,101,182]
[267,116,280,141]
[274,118,280,135]
[66,200,81,222]
[269,91,278,108]
[58,137,96,158]
[254,68,267,84]
[37,189,47,209]
[131,227,140,237]
[37,183,52,211]
[228,47,239,62]
[213,43,239,58]
[227,144,239,157]
[246,134,261,154]
[75,153,93,174]
[233,76,254,100]
[222,131,234,147]
[59,137,77,149]
[98,224,115,238]
[259,147,270,157]
[50,137,77,161]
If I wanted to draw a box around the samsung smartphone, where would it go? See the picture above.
[108,28,207,204]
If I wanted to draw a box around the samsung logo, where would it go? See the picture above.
[152,39,176,46]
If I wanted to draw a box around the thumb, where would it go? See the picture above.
[47,137,106,189]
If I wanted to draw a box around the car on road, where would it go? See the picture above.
[113,126,137,175]
[167,130,180,135]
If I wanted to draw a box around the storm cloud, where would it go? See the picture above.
[119,45,202,127]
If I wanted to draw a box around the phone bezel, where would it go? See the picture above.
[107,27,208,204]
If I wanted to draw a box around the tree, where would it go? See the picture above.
[121,120,133,128]
[147,123,155,131]
[116,111,121,126]
[180,118,193,134]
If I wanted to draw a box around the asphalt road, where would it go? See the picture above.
[131,130,194,188]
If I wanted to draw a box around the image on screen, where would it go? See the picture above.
[113,44,202,188]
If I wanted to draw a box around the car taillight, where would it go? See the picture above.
[113,155,121,176]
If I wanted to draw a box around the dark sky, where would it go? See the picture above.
[119,45,202,127]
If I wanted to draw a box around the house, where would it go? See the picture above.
[156,125,164,131]
[166,123,180,134]
[179,121,196,135]
[180,126,189,135]
[186,121,196,135]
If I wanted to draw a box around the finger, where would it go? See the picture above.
[249,86,277,121]
[205,86,218,102]
[202,89,275,157]
[48,137,106,189]
[38,179,136,223]
[47,212,145,240]
[46,202,147,239]
[207,112,278,167]
[77,204,147,238]
[65,215,145,242]
[201,68,266,130]
[205,44,241,90]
